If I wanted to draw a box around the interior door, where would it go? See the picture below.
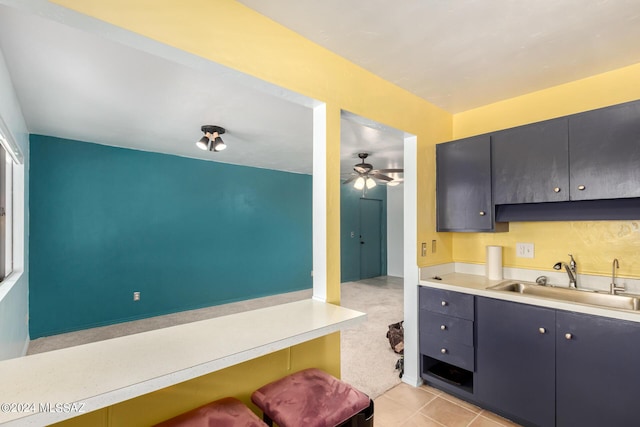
[359,198,382,279]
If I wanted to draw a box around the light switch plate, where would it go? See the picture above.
[516,243,534,258]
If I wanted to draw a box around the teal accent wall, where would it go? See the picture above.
[29,135,312,338]
[340,184,387,282]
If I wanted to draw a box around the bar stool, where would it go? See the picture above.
[251,368,374,427]
[153,397,267,427]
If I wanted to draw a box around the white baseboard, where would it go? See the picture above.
[21,336,29,357]
[401,374,422,388]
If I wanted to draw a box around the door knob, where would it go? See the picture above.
[441,301,448,307]
[539,327,546,334]
[553,187,561,193]
[440,348,447,354]
[577,185,586,191]
[440,325,446,331]
[565,333,573,340]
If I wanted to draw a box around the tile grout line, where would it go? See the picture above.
[466,412,482,427]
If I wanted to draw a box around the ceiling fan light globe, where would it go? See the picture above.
[366,177,377,189]
[196,136,210,150]
[213,136,227,151]
[354,176,366,190]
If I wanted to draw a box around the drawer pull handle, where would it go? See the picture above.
[539,327,546,334]
[577,185,585,191]
[441,301,448,307]
[440,325,446,331]
[553,187,560,193]
[565,333,573,340]
[440,348,447,354]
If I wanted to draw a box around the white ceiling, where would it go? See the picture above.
[340,112,404,182]
[239,0,640,113]
[0,3,404,179]
[0,4,316,174]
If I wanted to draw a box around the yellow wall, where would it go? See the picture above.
[452,62,640,278]
[52,334,340,426]
[45,0,452,424]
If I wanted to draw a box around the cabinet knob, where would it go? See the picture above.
[441,348,447,354]
[539,327,546,334]
[577,185,586,191]
[565,333,573,340]
[553,187,561,193]
[440,325,446,331]
[479,211,486,216]
[441,301,448,307]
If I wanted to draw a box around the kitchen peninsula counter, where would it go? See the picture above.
[0,299,366,426]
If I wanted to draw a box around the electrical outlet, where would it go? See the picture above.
[432,240,437,253]
[516,243,534,259]
[133,291,141,301]
[421,242,427,257]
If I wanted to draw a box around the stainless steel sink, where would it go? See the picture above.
[487,281,640,311]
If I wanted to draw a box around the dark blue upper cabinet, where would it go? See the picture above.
[476,297,556,427]
[436,135,499,232]
[569,100,640,201]
[556,311,640,427]
[492,117,569,204]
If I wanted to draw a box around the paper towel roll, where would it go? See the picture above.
[486,245,503,280]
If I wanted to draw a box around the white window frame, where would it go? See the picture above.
[0,114,24,287]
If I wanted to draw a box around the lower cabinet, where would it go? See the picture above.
[556,311,640,427]
[474,296,640,427]
[419,287,475,397]
[475,298,555,427]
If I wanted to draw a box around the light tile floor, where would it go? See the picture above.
[375,383,522,427]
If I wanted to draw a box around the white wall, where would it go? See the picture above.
[0,47,29,360]
[387,184,404,277]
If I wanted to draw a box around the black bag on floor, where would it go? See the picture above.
[386,321,404,354]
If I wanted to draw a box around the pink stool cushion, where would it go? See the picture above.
[153,397,266,427]
[251,368,371,427]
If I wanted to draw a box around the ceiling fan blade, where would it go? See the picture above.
[354,166,367,174]
[342,175,359,185]
[370,172,394,182]
[373,168,404,174]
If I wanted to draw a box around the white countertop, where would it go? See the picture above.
[0,299,366,426]
[420,272,640,323]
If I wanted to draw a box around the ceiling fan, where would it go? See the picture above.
[342,153,404,189]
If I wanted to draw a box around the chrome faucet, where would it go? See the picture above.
[553,254,577,288]
[610,258,625,294]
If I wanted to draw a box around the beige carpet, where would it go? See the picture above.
[27,289,312,354]
[28,277,404,399]
[340,276,404,399]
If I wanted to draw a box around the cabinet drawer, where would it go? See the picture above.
[420,287,474,320]
[420,335,475,371]
[420,311,473,345]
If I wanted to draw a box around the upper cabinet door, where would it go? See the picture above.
[569,100,640,201]
[492,118,569,204]
[436,135,493,231]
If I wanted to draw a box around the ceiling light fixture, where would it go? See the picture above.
[196,125,226,152]
[366,177,377,189]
